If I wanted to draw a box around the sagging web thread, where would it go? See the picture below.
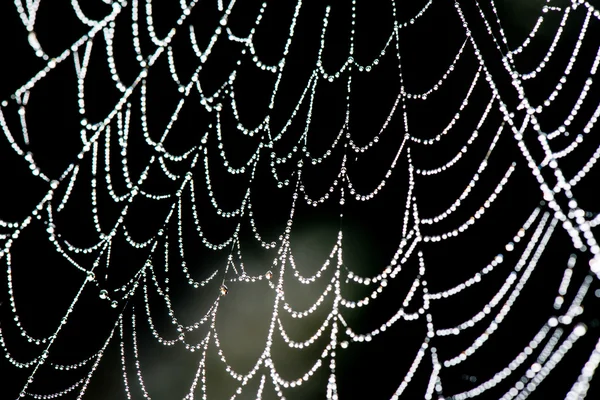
[0,0,599,399]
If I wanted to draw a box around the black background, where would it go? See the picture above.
[1,1,599,399]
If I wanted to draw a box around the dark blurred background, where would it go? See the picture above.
[0,1,599,399]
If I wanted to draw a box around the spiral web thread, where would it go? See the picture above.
[1,0,600,399]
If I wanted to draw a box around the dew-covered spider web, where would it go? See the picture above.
[1,0,600,399]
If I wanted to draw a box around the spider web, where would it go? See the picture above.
[0,0,599,399]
